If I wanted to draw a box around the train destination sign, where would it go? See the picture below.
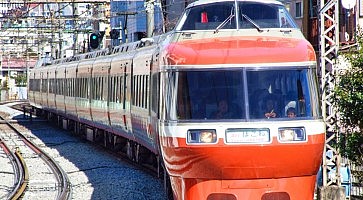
[226,128,270,143]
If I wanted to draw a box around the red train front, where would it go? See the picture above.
[157,0,325,199]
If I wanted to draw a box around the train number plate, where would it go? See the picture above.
[226,128,270,143]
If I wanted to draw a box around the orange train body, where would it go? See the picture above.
[28,0,325,199]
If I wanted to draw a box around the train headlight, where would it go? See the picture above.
[278,127,306,142]
[187,129,217,144]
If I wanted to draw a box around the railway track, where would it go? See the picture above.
[0,116,71,200]
[0,138,28,200]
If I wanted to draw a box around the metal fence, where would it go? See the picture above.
[350,164,363,199]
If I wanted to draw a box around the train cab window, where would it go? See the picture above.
[176,1,297,31]
[177,2,236,31]
[239,2,297,29]
[165,67,320,121]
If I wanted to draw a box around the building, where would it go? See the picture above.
[110,0,163,44]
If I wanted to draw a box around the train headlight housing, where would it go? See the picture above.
[187,129,217,144]
[278,127,306,142]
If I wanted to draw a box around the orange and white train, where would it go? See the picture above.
[29,0,325,199]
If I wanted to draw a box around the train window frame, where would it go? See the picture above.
[164,65,321,121]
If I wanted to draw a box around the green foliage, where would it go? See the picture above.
[15,74,27,87]
[339,131,363,165]
[2,80,8,90]
[334,28,363,167]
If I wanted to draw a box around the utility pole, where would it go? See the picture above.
[145,0,155,38]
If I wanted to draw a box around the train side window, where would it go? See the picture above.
[140,75,143,107]
[66,78,68,96]
[119,76,122,104]
[75,78,78,97]
[140,75,144,107]
[98,77,101,100]
[61,78,64,95]
[56,79,59,95]
[82,78,86,98]
[79,78,81,98]
[109,76,114,102]
[145,75,149,109]
[132,75,136,106]
[48,79,52,93]
[140,75,143,108]
[91,77,95,100]
[134,76,137,106]
[81,78,84,98]
[99,77,102,100]
[114,76,118,102]
[102,76,105,101]
[67,78,70,96]
[73,78,76,97]
[93,77,97,100]
[103,76,107,101]
[151,73,159,115]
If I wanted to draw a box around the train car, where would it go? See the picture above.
[28,0,325,199]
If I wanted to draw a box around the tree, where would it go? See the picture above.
[334,28,363,183]
[15,73,27,87]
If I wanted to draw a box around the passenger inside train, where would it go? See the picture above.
[286,107,297,118]
[263,95,279,119]
[209,99,235,119]
[172,68,316,121]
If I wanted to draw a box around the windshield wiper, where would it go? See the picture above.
[241,14,263,32]
[214,8,235,34]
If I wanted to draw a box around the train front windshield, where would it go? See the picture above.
[176,1,297,31]
[165,67,321,121]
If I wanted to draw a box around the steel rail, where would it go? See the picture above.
[0,116,72,200]
[0,138,28,200]
[9,148,29,200]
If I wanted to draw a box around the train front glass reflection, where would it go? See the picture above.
[165,68,320,121]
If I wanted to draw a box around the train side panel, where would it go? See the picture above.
[46,64,58,113]
[109,52,133,139]
[131,45,158,153]
[55,63,66,116]
[40,69,47,108]
[65,61,78,121]
[90,55,113,131]
[76,58,95,125]
[28,68,38,108]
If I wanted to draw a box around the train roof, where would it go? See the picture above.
[186,0,283,9]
